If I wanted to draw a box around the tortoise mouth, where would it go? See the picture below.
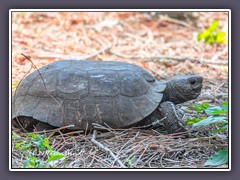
[192,87,202,98]
[195,85,202,92]
[187,84,202,99]
[192,83,202,91]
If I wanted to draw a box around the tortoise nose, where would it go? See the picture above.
[198,76,203,83]
[189,76,203,89]
[190,77,203,90]
[193,83,202,91]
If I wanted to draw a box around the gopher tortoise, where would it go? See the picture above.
[12,60,203,133]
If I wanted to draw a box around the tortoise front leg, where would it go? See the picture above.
[158,101,187,134]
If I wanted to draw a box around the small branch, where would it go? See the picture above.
[20,54,68,122]
[33,44,112,60]
[91,130,127,168]
[211,47,228,61]
[137,117,166,129]
[92,123,113,131]
[12,56,34,133]
[160,15,197,30]
[61,130,84,136]
[22,124,75,135]
[109,50,228,66]
[148,56,228,66]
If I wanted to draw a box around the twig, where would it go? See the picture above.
[19,53,67,122]
[134,117,167,129]
[160,15,197,30]
[12,59,34,133]
[109,50,228,66]
[92,123,114,132]
[159,153,166,168]
[115,132,140,167]
[22,124,75,135]
[32,44,112,60]
[91,130,127,168]
[211,47,228,61]
[168,129,193,136]
[147,56,228,66]
[61,130,84,136]
[133,144,149,167]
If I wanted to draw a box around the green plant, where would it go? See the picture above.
[204,149,228,166]
[12,83,19,89]
[197,20,227,45]
[186,102,228,132]
[14,133,65,168]
[125,156,136,166]
[186,101,229,166]
[23,153,45,168]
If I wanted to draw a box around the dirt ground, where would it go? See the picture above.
[11,11,229,169]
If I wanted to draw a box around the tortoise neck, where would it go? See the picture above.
[161,81,186,104]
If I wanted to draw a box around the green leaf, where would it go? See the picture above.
[27,133,38,140]
[205,149,228,166]
[23,153,45,168]
[193,116,228,127]
[24,154,38,168]
[211,125,228,135]
[23,159,31,168]
[208,20,219,32]
[193,103,210,114]
[202,102,210,109]
[193,104,201,113]
[204,102,228,115]
[20,142,32,150]
[185,117,206,125]
[198,32,208,41]
[185,119,201,125]
[42,138,52,150]
[216,32,226,43]
[222,102,228,112]
[15,141,25,149]
[29,134,51,150]
[29,157,37,167]
[12,83,19,89]
[205,106,221,115]
[223,101,228,106]
[47,151,65,163]
[213,110,227,115]
[33,135,45,150]
[126,156,136,166]
[35,160,45,168]
[197,21,226,45]
[33,141,43,149]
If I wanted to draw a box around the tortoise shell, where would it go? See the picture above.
[12,60,166,129]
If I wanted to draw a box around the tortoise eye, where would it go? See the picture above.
[190,79,196,85]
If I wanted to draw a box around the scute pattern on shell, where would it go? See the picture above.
[12,60,166,129]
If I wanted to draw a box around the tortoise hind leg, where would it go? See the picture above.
[35,122,55,131]
[12,116,55,131]
[12,116,38,131]
[158,101,187,134]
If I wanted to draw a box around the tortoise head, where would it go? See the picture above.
[162,74,203,104]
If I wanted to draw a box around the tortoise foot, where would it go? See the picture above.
[158,101,187,134]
